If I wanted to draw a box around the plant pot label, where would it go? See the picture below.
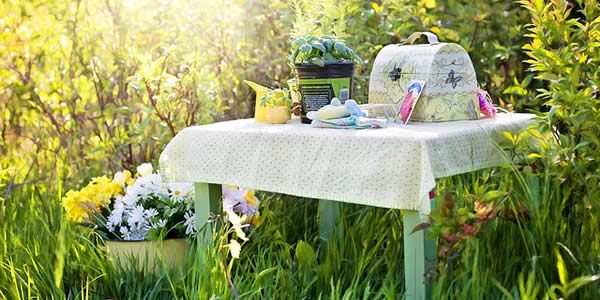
[295,62,355,124]
[299,82,334,110]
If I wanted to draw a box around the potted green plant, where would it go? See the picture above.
[260,88,293,124]
[290,35,363,123]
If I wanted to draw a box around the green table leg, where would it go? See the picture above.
[402,202,436,299]
[318,199,340,246]
[194,182,222,244]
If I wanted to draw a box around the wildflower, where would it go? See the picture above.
[248,212,262,227]
[223,186,260,216]
[184,211,197,235]
[136,163,153,177]
[243,189,259,208]
[152,219,167,229]
[226,239,242,259]
[62,190,91,222]
[225,209,248,241]
[135,173,164,198]
[145,208,158,219]
[121,189,139,207]
[462,223,477,236]
[106,199,125,231]
[222,186,244,211]
[474,200,497,222]
[438,246,449,257]
[169,182,193,202]
[120,226,131,240]
[128,205,147,229]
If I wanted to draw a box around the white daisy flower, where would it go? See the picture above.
[122,186,141,206]
[169,182,193,202]
[145,208,158,219]
[120,226,130,240]
[152,219,167,229]
[106,210,123,231]
[183,211,197,235]
[113,196,125,210]
[135,174,164,198]
[127,205,146,229]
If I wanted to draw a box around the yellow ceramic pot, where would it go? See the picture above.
[265,106,291,124]
[105,238,189,272]
[244,80,270,122]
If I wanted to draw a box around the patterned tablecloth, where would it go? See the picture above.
[159,113,534,214]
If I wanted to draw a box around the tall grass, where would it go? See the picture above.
[1,163,598,299]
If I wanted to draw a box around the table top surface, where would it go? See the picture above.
[160,113,534,214]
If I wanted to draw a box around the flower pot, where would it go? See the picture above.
[105,238,190,272]
[265,106,291,124]
[295,62,355,123]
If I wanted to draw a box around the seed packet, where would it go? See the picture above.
[396,80,426,124]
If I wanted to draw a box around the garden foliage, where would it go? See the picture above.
[1,0,599,299]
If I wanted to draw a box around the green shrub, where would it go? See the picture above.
[0,0,291,184]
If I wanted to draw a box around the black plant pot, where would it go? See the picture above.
[294,61,355,124]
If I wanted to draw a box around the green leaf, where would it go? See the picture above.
[322,39,334,52]
[503,132,516,143]
[522,73,534,87]
[290,48,300,63]
[333,42,347,54]
[309,57,325,67]
[295,240,316,272]
[527,153,543,159]
[310,41,326,53]
[565,275,600,297]
[255,267,278,282]
[483,190,506,200]
[300,43,312,55]
[291,38,306,47]
[323,53,337,62]
[555,249,568,286]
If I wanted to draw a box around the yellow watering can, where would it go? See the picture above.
[244,80,270,122]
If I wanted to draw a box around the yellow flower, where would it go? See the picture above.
[124,170,134,186]
[249,212,262,227]
[243,189,258,207]
[62,190,91,222]
[91,176,111,185]
[62,175,124,222]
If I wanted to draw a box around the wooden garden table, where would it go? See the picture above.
[159,113,533,299]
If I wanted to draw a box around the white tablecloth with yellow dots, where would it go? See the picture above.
[159,113,533,214]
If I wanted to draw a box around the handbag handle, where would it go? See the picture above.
[401,31,440,45]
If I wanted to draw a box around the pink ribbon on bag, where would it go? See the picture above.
[477,88,497,118]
